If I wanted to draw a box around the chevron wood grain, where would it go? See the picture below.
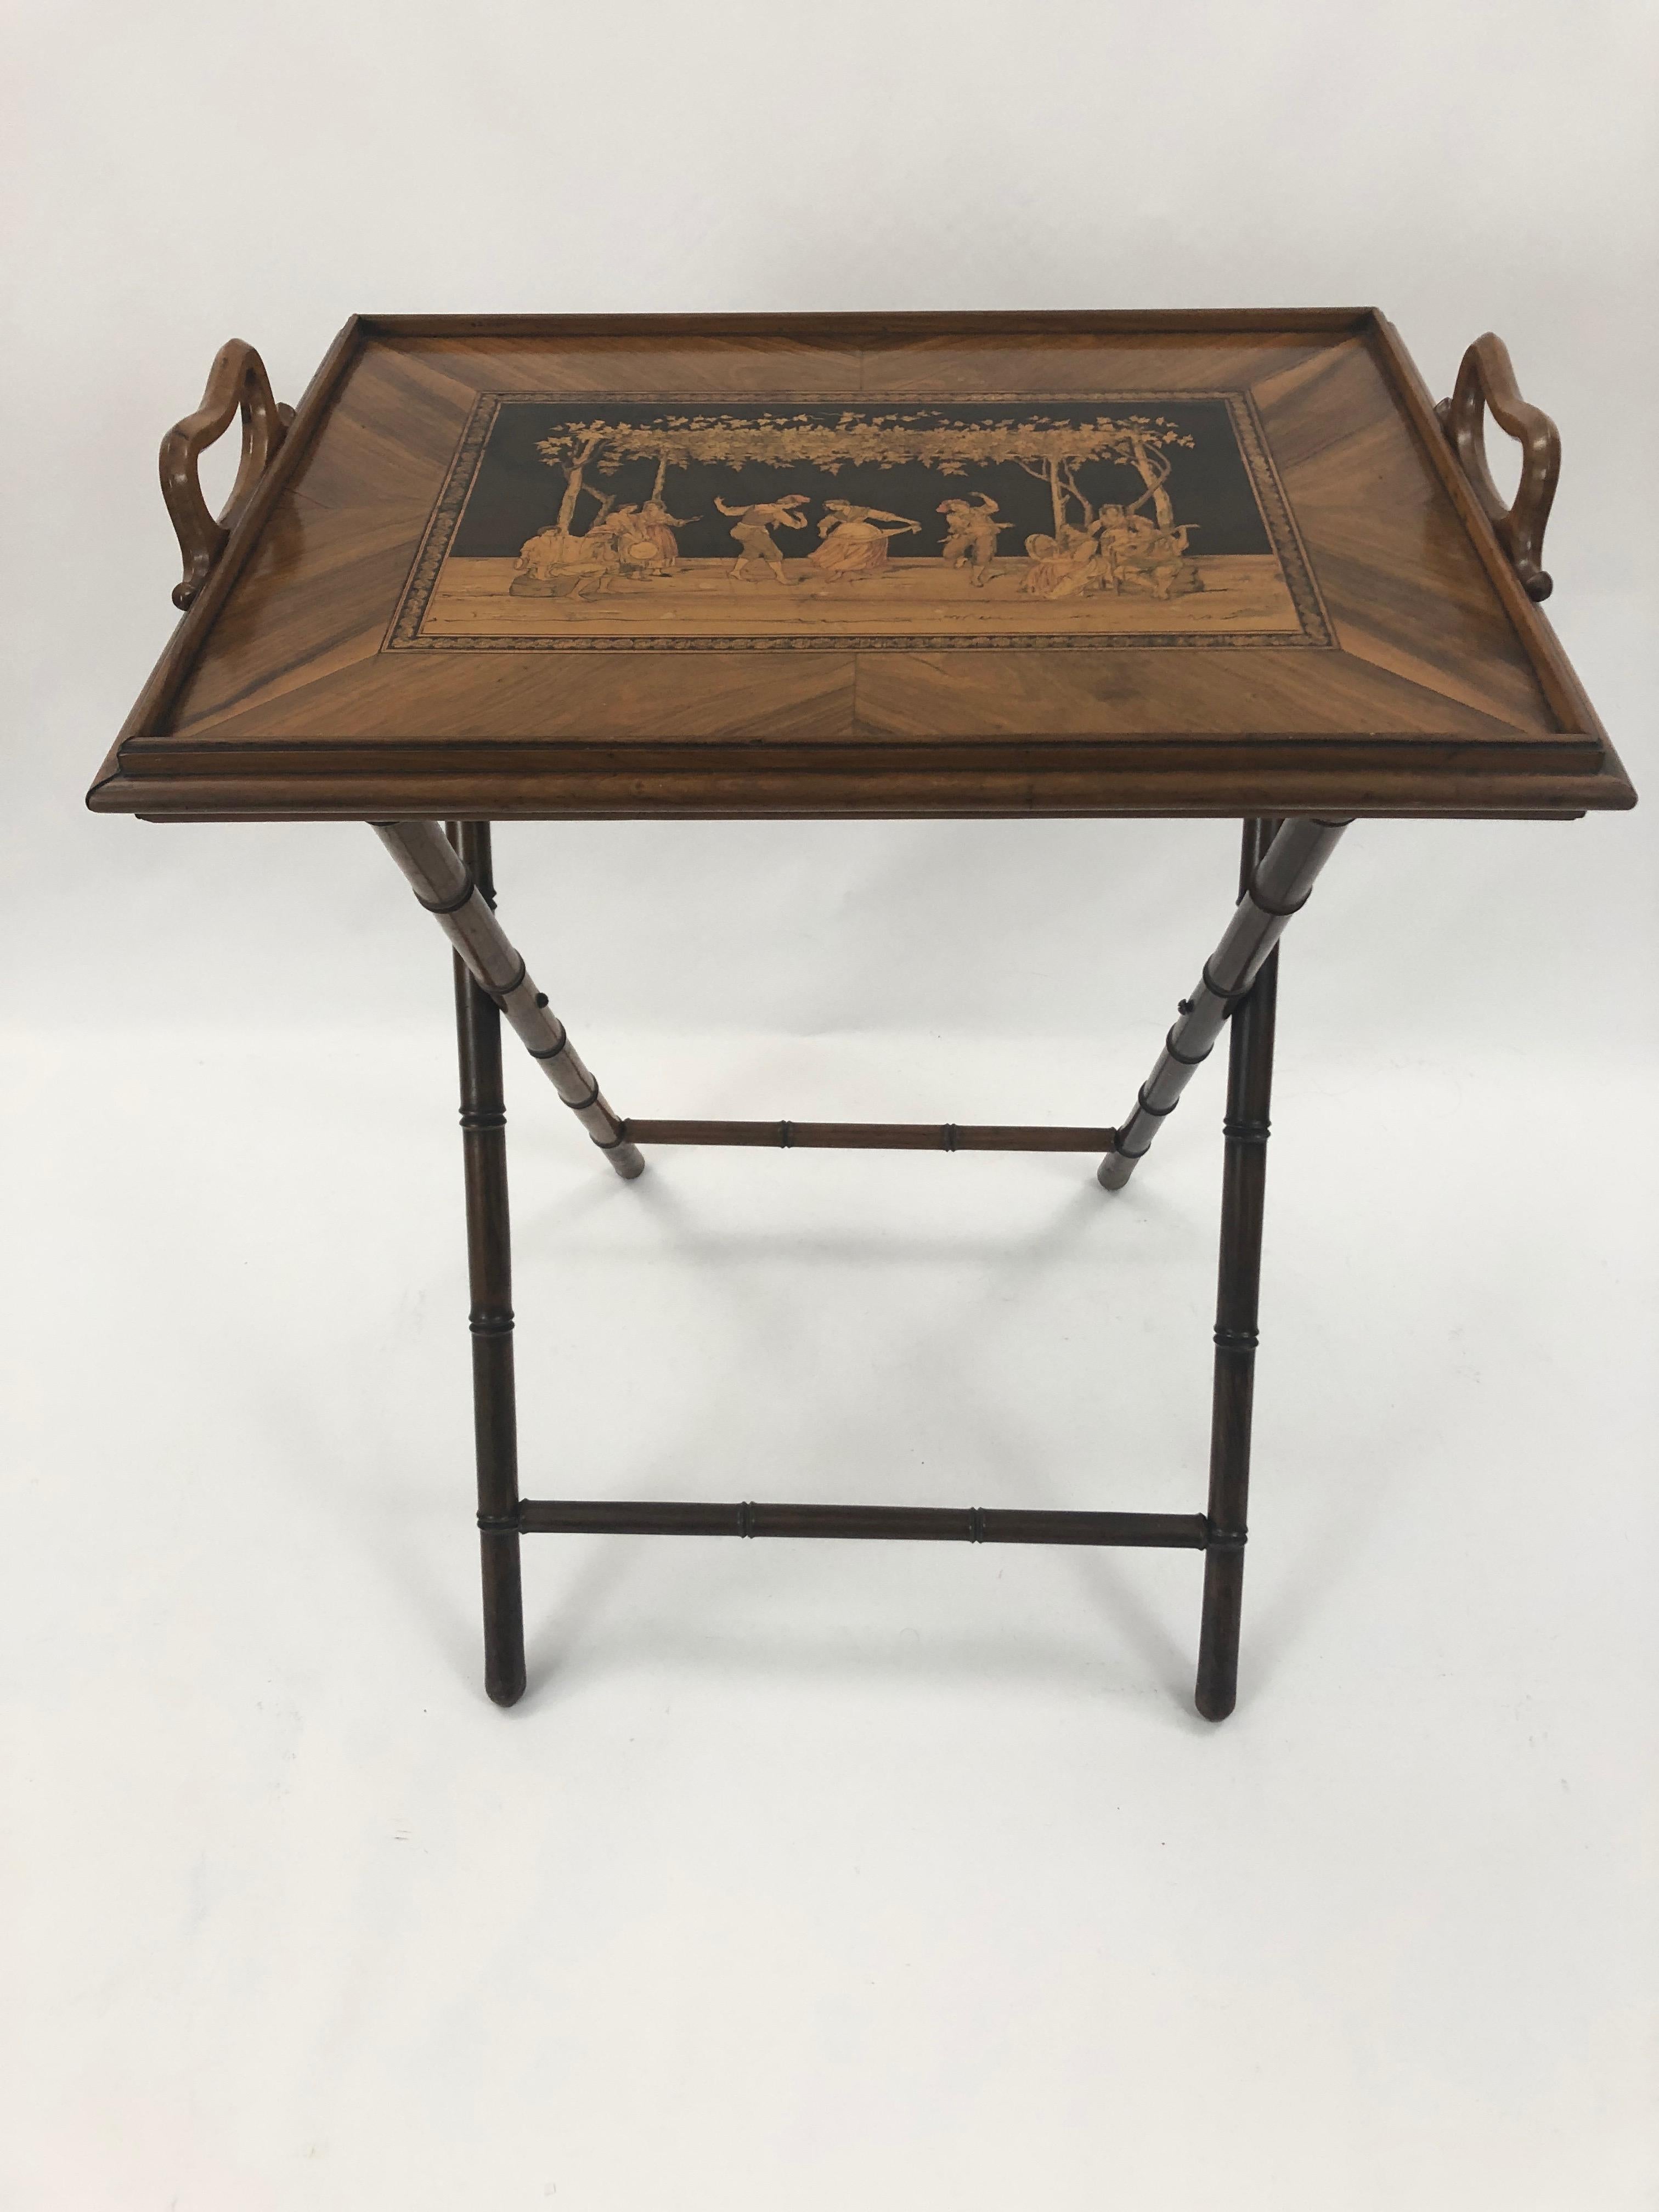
[88,311,1632,821]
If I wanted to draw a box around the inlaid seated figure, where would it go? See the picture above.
[510,516,623,599]
[1099,507,1202,599]
[1023,522,1104,599]
[510,524,572,595]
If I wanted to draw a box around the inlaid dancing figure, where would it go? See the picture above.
[715,494,809,582]
[937,495,1006,585]
[806,499,921,582]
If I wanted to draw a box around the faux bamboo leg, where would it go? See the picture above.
[376,818,644,1181]
[1097,815,1348,1190]
[452,823,527,1708]
[1195,820,1279,1722]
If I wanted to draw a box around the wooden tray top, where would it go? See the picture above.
[87,311,1633,821]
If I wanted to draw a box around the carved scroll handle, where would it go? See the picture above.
[160,340,294,611]
[1435,332,1560,601]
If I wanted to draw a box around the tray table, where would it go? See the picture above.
[89,310,1634,1716]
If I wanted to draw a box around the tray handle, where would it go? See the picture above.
[160,340,294,611]
[1435,332,1560,601]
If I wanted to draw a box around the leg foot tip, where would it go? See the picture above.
[486,1671,527,1708]
[1194,1688,1237,1723]
[1097,1151,1137,1192]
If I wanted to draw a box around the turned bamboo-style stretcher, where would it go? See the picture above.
[90,313,1633,1719]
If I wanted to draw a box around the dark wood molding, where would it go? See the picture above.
[94,753,1631,822]
[355,307,1381,341]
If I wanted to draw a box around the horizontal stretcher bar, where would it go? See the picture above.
[622,1120,1117,1152]
[505,1500,1212,1547]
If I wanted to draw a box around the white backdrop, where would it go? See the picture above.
[3,4,1656,2208]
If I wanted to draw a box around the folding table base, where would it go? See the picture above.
[375,814,1348,1719]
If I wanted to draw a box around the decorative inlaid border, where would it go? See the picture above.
[385,391,1333,653]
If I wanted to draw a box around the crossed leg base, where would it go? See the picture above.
[375,815,1348,1719]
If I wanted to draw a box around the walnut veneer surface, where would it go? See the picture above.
[87,312,1633,821]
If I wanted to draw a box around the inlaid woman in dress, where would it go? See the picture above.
[806,500,921,582]
[630,498,697,575]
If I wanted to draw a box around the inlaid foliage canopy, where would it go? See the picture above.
[87,311,1632,821]
[392,393,1330,650]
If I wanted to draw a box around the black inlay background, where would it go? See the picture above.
[449,398,1274,563]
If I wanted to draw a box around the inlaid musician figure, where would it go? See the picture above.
[625,496,698,576]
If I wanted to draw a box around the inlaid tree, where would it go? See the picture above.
[534,410,1196,544]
